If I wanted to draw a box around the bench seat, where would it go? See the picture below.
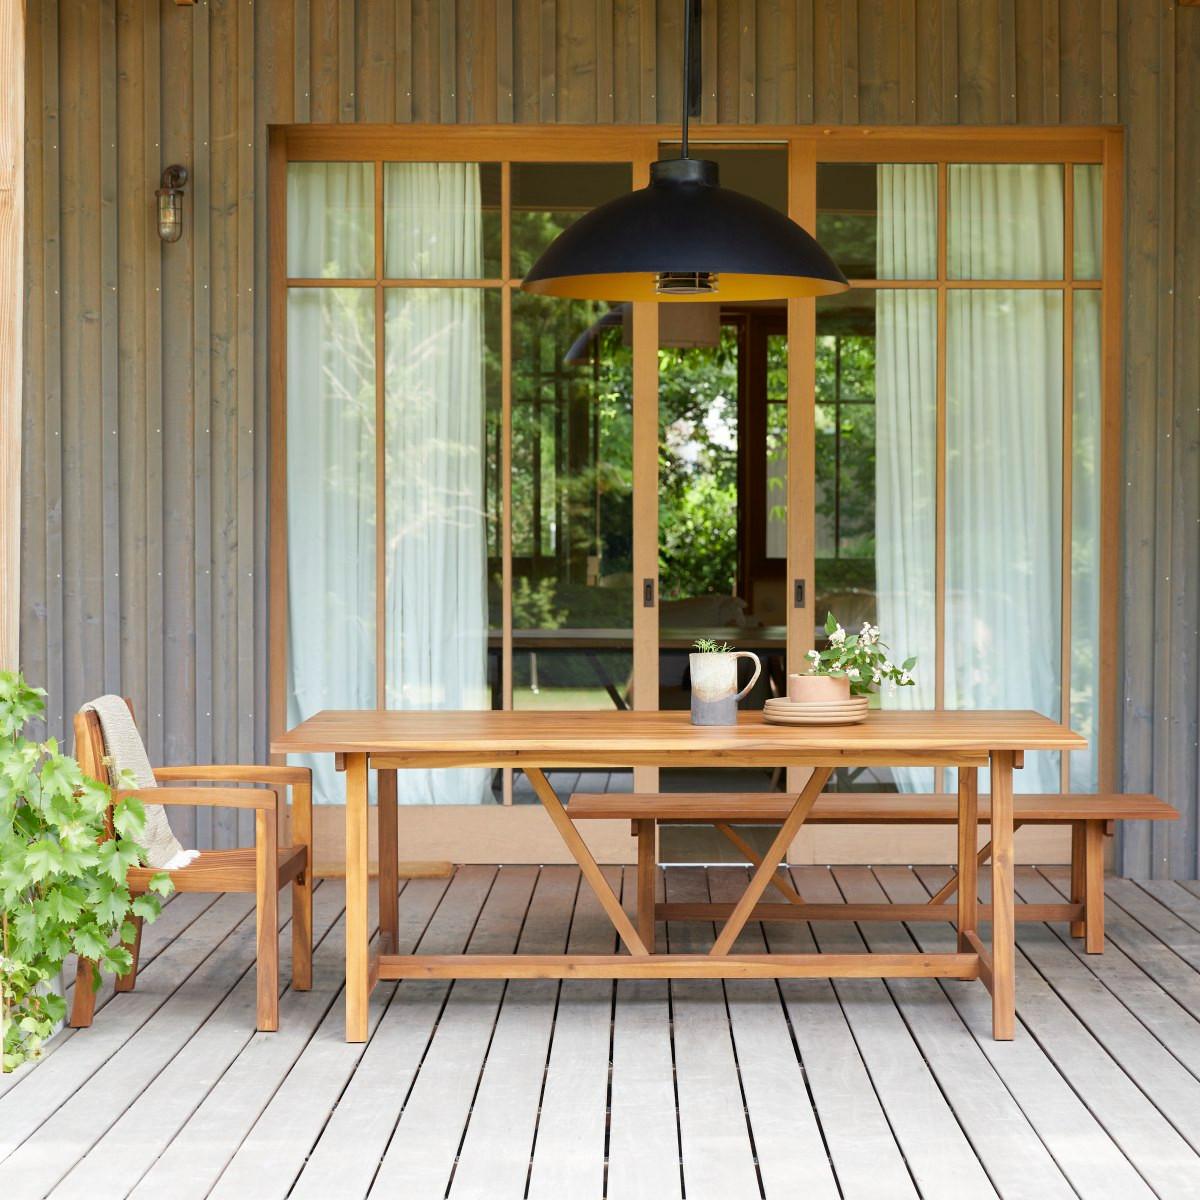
[568,790,1177,955]
[568,791,1173,825]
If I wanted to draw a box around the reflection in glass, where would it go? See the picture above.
[287,163,374,278]
[659,323,740,605]
[817,163,936,280]
[765,336,788,560]
[948,164,1064,280]
[1073,164,1102,280]
[286,288,376,802]
[384,162,501,279]
[947,290,1063,792]
[510,162,631,279]
[815,292,879,627]
[384,289,499,803]
[1071,291,1101,790]
[510,292,634,734]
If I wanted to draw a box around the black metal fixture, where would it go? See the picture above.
[520,1,848,302]
[155,165,188,243]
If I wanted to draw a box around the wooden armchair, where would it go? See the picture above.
[69,703,312,1032]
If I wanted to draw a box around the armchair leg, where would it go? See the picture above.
[115,915,143,992]
[256,806,280,1032]
[291,779,313,991]
[69,957,98,1028]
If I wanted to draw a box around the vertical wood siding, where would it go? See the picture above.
[18,0,1200,872]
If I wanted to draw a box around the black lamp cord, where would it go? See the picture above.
[681,0,701,160]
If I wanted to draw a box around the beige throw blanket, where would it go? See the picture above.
[80,696,199,871]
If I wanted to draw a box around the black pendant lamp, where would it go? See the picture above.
[521,1,849,302]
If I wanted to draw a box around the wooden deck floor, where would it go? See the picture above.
[5,865,1200,1199]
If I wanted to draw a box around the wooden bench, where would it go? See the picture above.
[568,791,1177,954]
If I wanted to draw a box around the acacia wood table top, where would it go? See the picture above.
[273,708,1086,756]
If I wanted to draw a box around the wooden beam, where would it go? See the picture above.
[0,0,23,672]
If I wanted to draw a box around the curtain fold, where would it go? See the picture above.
[384,164,490,805]
[875,165,938,792]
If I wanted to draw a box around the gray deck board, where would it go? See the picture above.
[7,866,1200,1199]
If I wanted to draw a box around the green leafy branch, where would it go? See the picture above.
[1,672,172,1071]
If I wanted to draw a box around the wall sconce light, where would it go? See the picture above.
[155,166,188,243]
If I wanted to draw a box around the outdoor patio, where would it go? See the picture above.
[6,864,1200,1199]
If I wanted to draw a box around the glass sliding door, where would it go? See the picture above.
[285,159,502,804]
[272,128,1117,852]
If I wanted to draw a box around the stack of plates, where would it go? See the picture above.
[762,695,870,726]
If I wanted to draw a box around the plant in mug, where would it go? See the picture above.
[692,638,733,654]
[804,612,917,698]
[0,672,171,1071]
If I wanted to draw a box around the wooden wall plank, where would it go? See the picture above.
[116,0,147,746]
[595,0,614,122]
[236,0,257,842]
[1059,0,1101,124]
[339,0,355,121]
[192,0,214,843]
[40,0,63,730]
[143,0,166,779]
[1170,5,1199,876]
[294,0,311,121]
[16,0,40,693]
[356,0,394,121]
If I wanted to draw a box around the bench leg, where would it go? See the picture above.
[291,775,314,991]
[957,768,978,952]
[1083,820,1105,954]
[1069,822,1086,938]
[636,820,657,953]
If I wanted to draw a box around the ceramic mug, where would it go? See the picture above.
[689,651,762,726]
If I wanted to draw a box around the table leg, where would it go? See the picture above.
[344,752,370,1042]
[990,750,1016,1040]
[956,766,978,952]
[709,767,832,957]
[378,768,399,953]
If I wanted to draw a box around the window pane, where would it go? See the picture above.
[286,288,376,802]
[948,164,1064,280]
[765,395,787,560]
[510,292,634,778]
[1073,164,1102,280]
[511,162,632,279]
[1071,291,1102,790]
[818,163,936,280]
[384,288,501,803]
[947,290,1063,792]
[384,162,501,278]
[287,163,374,278]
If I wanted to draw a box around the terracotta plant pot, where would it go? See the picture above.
[786,672,851,703]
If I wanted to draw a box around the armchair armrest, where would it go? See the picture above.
[153,764,311,787]
[116,786,279,811]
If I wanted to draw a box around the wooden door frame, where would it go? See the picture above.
[0,0,23,672]
[268,123,1122,864]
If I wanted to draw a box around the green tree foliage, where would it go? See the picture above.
[0,673,170,1071]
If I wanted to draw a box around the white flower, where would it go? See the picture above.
[806,648,820,663]
[859,622,879,645]
[846,667,860,679]
[882,659,894,673]
[899,670,912,685]
[872,669,882,684]
[829,624,846,646]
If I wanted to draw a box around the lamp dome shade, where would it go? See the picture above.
[520,157,850,302]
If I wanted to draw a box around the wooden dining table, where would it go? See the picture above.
[272,709,1085,1043]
